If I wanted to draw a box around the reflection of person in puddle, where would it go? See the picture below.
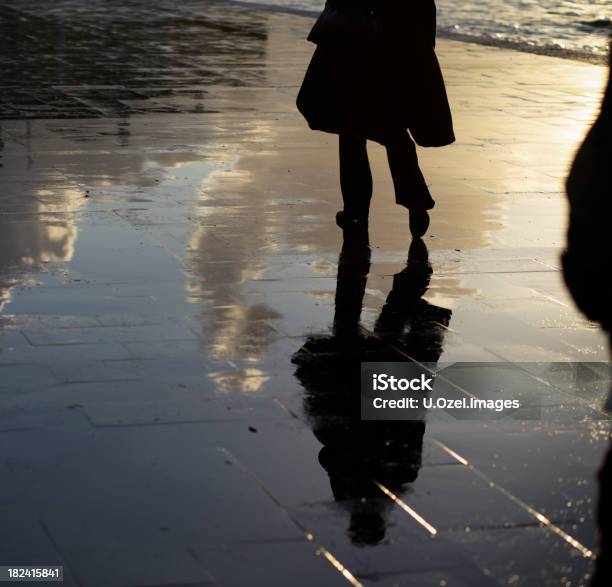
[293,233,451,544]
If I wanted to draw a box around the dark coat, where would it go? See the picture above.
[296,0,455,146]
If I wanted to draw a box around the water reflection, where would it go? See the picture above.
[0,1,270,328]
[595,402,612,585]
[0,0,267,118]
[0,121,81,314]
[293,234,451,544]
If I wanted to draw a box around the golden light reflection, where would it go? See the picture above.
[0,185,83,313]
[183,113,288,395]
[306,533,363,587]
[433,439,596,559]
[208,368,270,393]
[375,482,438,537]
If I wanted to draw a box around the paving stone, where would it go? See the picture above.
[0,341,132,365]
[0,362,60,393]
[429,421,606,550]
[285,501,484,581]
[445,525,593,587]
[80,395,290,427]
[21,322,199,346]
[0,507,79,586]
[192,539,350,587]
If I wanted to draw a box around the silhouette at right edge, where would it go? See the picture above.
[562,38,611,587]
[296,0,455,238]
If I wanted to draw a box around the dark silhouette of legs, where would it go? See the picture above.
[337,131,435,236]
[384,130,435,236]
[339,134,373,220]
[384,130,435,211]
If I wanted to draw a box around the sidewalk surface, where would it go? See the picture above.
[0,1,610,586]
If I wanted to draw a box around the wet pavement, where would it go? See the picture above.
[0,1,611,586]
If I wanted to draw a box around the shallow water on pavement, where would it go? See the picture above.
[0,1,610,585]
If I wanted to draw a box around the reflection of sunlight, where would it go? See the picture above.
[305,533,362,587]
[209,310,245,359]
[208,368,270,393]
[192,119,273,204]
[33,189,83,263]
[243,120,275,144]
[184,116,282,384]
[426,276,478,305]
[541,69,605,144]
[308,291,334,300]
[548,114,597,145]
[196,154,240,200]
[434,439,596,560]
[0,186,82,313]
[297,244,317,253]
[0,283,13,313]
[375,482,438,537]
[309,258,336,275]
[41,224,78,262]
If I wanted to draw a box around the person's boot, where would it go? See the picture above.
[408,208,430,238]
[336,210,368,233]
[406,185,434,238]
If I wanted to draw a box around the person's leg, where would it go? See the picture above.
[384,131,435,211]
[339,134,373,219]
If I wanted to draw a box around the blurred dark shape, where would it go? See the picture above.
[580,20,612,30]
[293,234,451,545]
[563,40,612,587]
[563,45,612,334]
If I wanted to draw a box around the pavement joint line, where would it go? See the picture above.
[217,447,363,586]
[374,482,438,537]
[511,366,612,419]
[37,519,81,587]
[305,534,364,587]
[431,439,596,559]
[272,397,300,419]
[414,357,611,418]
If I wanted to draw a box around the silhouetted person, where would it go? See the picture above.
[297,0,455,237]
[563,51,612,337]
[293,233,451,544]
[562,40,611,587]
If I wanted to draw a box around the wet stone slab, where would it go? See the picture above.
[0,0,269,119]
